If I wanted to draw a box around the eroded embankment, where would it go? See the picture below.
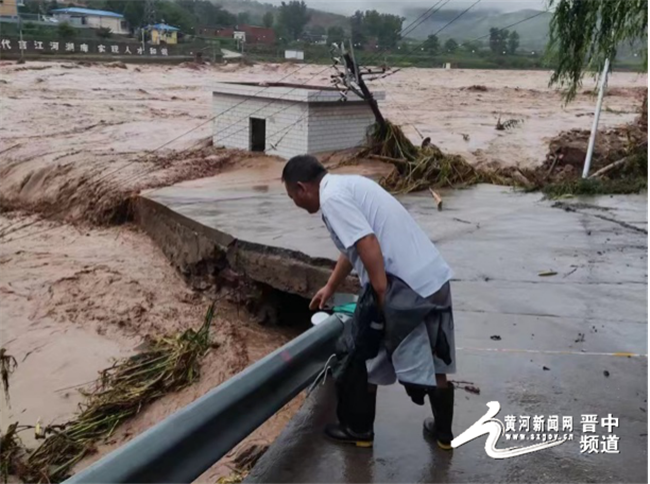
[134,196,359,325]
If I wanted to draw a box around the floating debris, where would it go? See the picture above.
[496,117,524,131]
[1,422,26,484]
[0,348,17,405]
[365,121,505,193]
[538,271,558,277]
[490,335,502,341]
[11,304,216,484]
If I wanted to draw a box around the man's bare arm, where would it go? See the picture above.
[327,253,353,290]
[355,234,388,306]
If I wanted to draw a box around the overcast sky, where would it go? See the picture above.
[263,0,548,16]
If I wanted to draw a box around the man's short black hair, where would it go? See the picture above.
[282,155,327,184]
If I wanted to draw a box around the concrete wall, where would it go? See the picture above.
[133,196,358,299]
[213,93,309,159]
[213,91,377,159]
[307,102,375,154]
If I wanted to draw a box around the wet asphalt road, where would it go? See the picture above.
[146,184,647,483]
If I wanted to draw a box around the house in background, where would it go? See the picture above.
[51,7,129,34]
[199,24,275,45]
[0,0,22,19]
[147,23,180,45]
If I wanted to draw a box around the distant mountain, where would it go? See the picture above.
[402,8,552,50]
[213,0,348,31]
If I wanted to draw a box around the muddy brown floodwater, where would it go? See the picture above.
[0,214,301,480]
[0,60,646,481]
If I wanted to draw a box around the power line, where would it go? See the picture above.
[98,0,454,186]
[88,63,322,188]
[367,0,482,74]
[466,9,549,43]
[101,3,457,188]
[1,2,471,242]
[398,0,450,39]
[354,0,451,67]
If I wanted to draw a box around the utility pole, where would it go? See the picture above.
[582,58,610,178]
[330,41,389,134]
[143,0,157,52]
[18,15,25,63]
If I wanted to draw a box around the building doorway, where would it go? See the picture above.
[250,118,266,152]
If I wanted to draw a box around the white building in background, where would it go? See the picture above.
[284,49,304,61]
[51,7,129,34]
[212,82,385,160]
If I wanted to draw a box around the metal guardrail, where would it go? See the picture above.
[64,313,346,484]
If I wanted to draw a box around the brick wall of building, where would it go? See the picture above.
[307,103,376,154]
[213,94,309,159]
[213,93,376,159]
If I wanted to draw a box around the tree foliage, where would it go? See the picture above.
[350,10,366,47]
[462,39,482,52]
[310,24,326,36]
[84,0,236,31]
[157,1,195,32]
[96,26,112,38]
[262,11,274,28]
[423,34,439,54]
[444,38,458,53]
[507,30,520,55]
[327,25,345,45]
[278,0,311,41]
[548,0,648,101]
[349,9,403,50]
[57,21,76,39]
[489,27,509,54]
[237,11,251,26]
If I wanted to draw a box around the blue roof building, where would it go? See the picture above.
[51,7,129,34]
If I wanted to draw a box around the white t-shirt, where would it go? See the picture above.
[319,173,452,298]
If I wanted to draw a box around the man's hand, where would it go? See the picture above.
[310,254,353,311]
[310,284,335,310]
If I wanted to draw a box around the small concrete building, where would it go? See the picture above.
[212,82,385,159]
[147,23,180,45]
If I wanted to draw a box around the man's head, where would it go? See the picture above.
[282,155,327,214]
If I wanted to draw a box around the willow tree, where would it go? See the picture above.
[547,0,648,102]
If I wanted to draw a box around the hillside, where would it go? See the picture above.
[402,8,552,50]
[213,0,348,30]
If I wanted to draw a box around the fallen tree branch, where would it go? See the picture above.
[588,157,631,179]
[588,142,647,179]
[368,154,409,166]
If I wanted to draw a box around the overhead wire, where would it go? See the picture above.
[465,9,549,44]
[2,0,488,243]
[107,3,458,188]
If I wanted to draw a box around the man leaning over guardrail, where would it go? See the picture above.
[282,154,456,451]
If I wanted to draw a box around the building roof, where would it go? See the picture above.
[51,7,124,19]
[147,23,180,32]
[213,82,385,104]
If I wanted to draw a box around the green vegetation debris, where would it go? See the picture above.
[6,303,216,484]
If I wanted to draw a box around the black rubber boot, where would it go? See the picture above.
[423,383,454,450]
[331,357,376,448]
[325,423,374,448]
